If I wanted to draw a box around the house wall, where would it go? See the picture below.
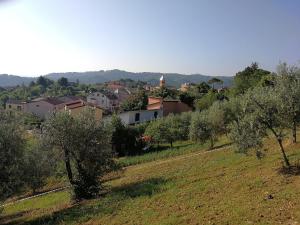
[119,109,163,125]
[148,97,162,105]
[147,102,161,110]
[147,101,192,117]
[5,103,24,111]
[25,101,61,119]
[87,92,116,111]
[61,105,103,122]
[162,101,192,116]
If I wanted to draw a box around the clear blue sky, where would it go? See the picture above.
[0,0,299,77]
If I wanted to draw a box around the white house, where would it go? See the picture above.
[118,109,163,125]
[87,91,118,112]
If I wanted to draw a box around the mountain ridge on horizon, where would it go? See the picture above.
[0,69,233,87]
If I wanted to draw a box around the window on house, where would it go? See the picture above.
[135,113,140,122]
[36,105,39,107]
[97,93,100,96]
[154,111,158,119]
[17,106,22,111]
[8,105,11,109]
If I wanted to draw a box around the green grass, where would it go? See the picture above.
[119,135,230,167]
[3,136,300,225]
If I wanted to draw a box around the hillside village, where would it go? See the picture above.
[3,75,195,125]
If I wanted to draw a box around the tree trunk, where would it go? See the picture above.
[210,137,214,149]
[64,150,74,185]
[292,120,297,143]
[170,141,173,148]
[277,138,291,167]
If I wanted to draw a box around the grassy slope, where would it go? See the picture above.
[118,136,229,167]
[2,138,300,225]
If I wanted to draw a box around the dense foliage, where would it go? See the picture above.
[120,89,148,111]
[42,110,116,199]
[0,112,25,200]
[233,62,271,95]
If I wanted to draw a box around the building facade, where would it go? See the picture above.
[60,101,103,122]
[6,99,27,111]
[104,109,162,125]
[87,91,118,112]
[147,97,192,116]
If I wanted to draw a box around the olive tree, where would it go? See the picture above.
[0,112,25,201]
[189,106,224,149]
[42,110,116,200]
[145,118,174,147]
[23,141,53,194]
[230,86,291,167]
[275,63,300,143]
[189,111,214,147]
[145,113,192,148]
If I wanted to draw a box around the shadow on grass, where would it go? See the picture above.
[5,177,170,225]
[0,210,34,225]
[207,142,232,151]
[277,164,300,176]
[144,143,194,154]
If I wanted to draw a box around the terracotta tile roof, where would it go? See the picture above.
[6,99,26,104]
[43,98,65,105]
[58,96,84,102]
[32,96,85,106]
[64,100,103,110]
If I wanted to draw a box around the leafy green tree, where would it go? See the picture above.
[164,114,185,147]
[150,87,178,99]
[42,110,116,200]
[121,89,148,111]
[110,114,127,156]
[57,77,69,87]
[29,81,36,87]
[36,76,53,88]
[230,86,291,167]
[229,113,265,155]
[208,78,223,89]
[233,62,271,95]
[195,82,211,95]
[195,90,218,111]
[144,119,170,146]
[221,97,243,133]
[0,112,25,201]
[110,115,148,156]
[145,113,192,148]
[177,112,193,140]
[179,91,195,108]
[23,141,53,194]
[190,106,224,149]
[189,112,214,148]
[274,63,300,143]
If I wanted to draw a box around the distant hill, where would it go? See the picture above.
[0,70,233,88]
[0,74,35,87]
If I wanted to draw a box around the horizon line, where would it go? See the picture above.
[0,68,233,78]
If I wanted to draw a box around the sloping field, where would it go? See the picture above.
[2,139,300,225]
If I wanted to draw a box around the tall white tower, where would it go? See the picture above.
[159,75,165,87]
